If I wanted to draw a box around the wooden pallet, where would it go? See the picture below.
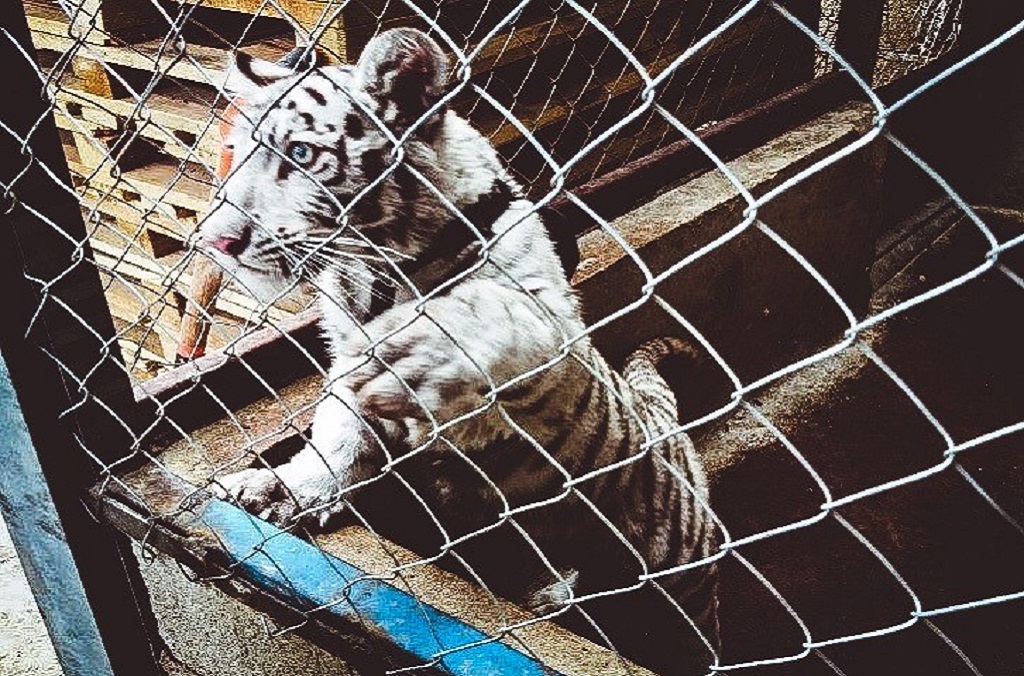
[33,0,800,195]
[90,228,315,377]
[57,115,314,378]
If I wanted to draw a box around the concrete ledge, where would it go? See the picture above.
[695,210,1024,670]
[574,102,885,384]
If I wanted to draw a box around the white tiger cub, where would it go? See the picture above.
[199,28,719,670]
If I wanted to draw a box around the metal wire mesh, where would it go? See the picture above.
[2,0,1023,674]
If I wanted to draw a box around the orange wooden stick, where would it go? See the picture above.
[175,99,242,363]
[176,254,224,363]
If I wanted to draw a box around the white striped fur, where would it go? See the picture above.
[199,28,719,668]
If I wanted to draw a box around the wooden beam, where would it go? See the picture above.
[211,500,654,676]
[0,355,119,676]
[834,0,886,83]
[176,254,225,361]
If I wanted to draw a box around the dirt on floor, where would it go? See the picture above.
[0,515,63,676]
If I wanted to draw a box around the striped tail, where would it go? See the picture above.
[622,337,701,428]
[625,337,720,655]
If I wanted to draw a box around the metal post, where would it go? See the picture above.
[0,2,164,674]
[776,0,823,83]
[834,0,887,84]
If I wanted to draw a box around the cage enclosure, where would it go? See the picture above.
[1,1,1022,676]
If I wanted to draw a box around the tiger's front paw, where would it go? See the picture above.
[214,467,346,528]
[215,467,297,524]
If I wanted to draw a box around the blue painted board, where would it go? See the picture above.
[0,353,115,676]
[201,500,560,676]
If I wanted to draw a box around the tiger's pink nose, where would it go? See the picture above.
[209,226,251,257]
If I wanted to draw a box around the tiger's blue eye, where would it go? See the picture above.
[288,142,315,166]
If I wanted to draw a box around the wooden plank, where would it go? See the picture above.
[79,182,196,245]
[101,274,183,362]
[29,0,662,91]
[82,158,216,215]
[315,524,657,676]
[25,25,295,85]
[23,0,72,39]
[24,0,163,51]
[69,0,166,44]
[61,125,202,241]
[63,120,211,189]
[85,207,163,258]
[79,181,198,242]
[71,54,115,96]
[27,0,265,46]
[177,255,226,361]
[173,0,340,25]
[98,262,246,362]
[114,124,220,167]
[55,88,222,167]
[92,450,659,676]
[0,356,120,676]
[45,60,225,172]
[90,238,313,323]
[65,125,120,179]
[60,134,82,165]
[203,501,596,676]
[114,334,173,379]
[52,93,120,132]
[63,81,225,169]
[78,183,196,247]
[176,0,352,58]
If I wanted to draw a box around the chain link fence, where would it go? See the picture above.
[2,0,1022,675]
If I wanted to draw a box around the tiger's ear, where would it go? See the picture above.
[355,28,448,131]
[224,51,295,97]
[276,45,332,71]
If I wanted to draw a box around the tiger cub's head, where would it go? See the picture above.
[198,28,501,301]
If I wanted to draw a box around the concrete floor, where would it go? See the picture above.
[137,546,356,676]
[0,510,355,676]
[0,515,63,676]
